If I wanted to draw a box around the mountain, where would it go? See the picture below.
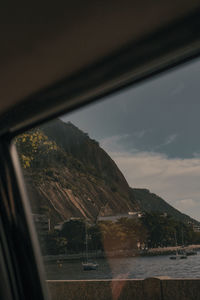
[132,188,199,224]
[16,119,138,226]
[16,119,199,227]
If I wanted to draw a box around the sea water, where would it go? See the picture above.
[45,252,200,280]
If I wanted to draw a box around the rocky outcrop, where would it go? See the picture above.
[18,120,138,225]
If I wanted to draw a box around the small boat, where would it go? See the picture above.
[178,248,187,259]
[82,261,99,271]
[169,232,187,260]
[82,221,99,271]
[170,249,187,260]
[179,249,187,259]
[185,249,197,256]
[170,253,187,260]
[179,253,187,259]
[179,230,187,259]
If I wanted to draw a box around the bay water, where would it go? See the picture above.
[45,252,200,280]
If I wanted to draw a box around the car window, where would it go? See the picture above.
[14,58,200,298]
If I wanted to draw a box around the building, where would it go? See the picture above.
[98,211,143,222]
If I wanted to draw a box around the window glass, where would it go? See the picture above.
[15,58,200,285]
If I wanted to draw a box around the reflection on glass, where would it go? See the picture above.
[15,59,200,282]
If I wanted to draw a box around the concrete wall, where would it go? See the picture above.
[47,278,200,300]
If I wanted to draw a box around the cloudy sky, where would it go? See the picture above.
[62,57,200,221]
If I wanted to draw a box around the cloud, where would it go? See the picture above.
[163,134,177,146]
[193,152,200,158]
[133,130,149,139]
[100,131,150,153]
[153,134,178,151]
[106,150,200,221]
[175,199,198,210]
[100,134,130,152]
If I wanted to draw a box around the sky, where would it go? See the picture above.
[62,57,200,221]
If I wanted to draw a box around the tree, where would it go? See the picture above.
[15,129,58,169]
[60,219,85,252]
[141,212,198,248]
[88,224,103,251]
[116,217,147,249]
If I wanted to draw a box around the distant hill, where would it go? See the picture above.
[131,188,199,224]
[16,119,199,227]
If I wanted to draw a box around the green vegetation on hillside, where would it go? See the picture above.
[132,188,199,225]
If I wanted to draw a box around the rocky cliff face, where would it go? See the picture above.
[16,119,198,227]
[16,119,138,225]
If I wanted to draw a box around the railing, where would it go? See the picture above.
[47,278,200,300]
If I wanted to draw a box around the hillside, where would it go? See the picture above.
[15,119,199,227]
[132,188,199,224]
[16,119,138,226]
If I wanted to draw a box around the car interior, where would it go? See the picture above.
[1,1,200,300]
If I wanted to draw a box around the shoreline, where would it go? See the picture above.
[44,244,200,262]
[143,244,200,256]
